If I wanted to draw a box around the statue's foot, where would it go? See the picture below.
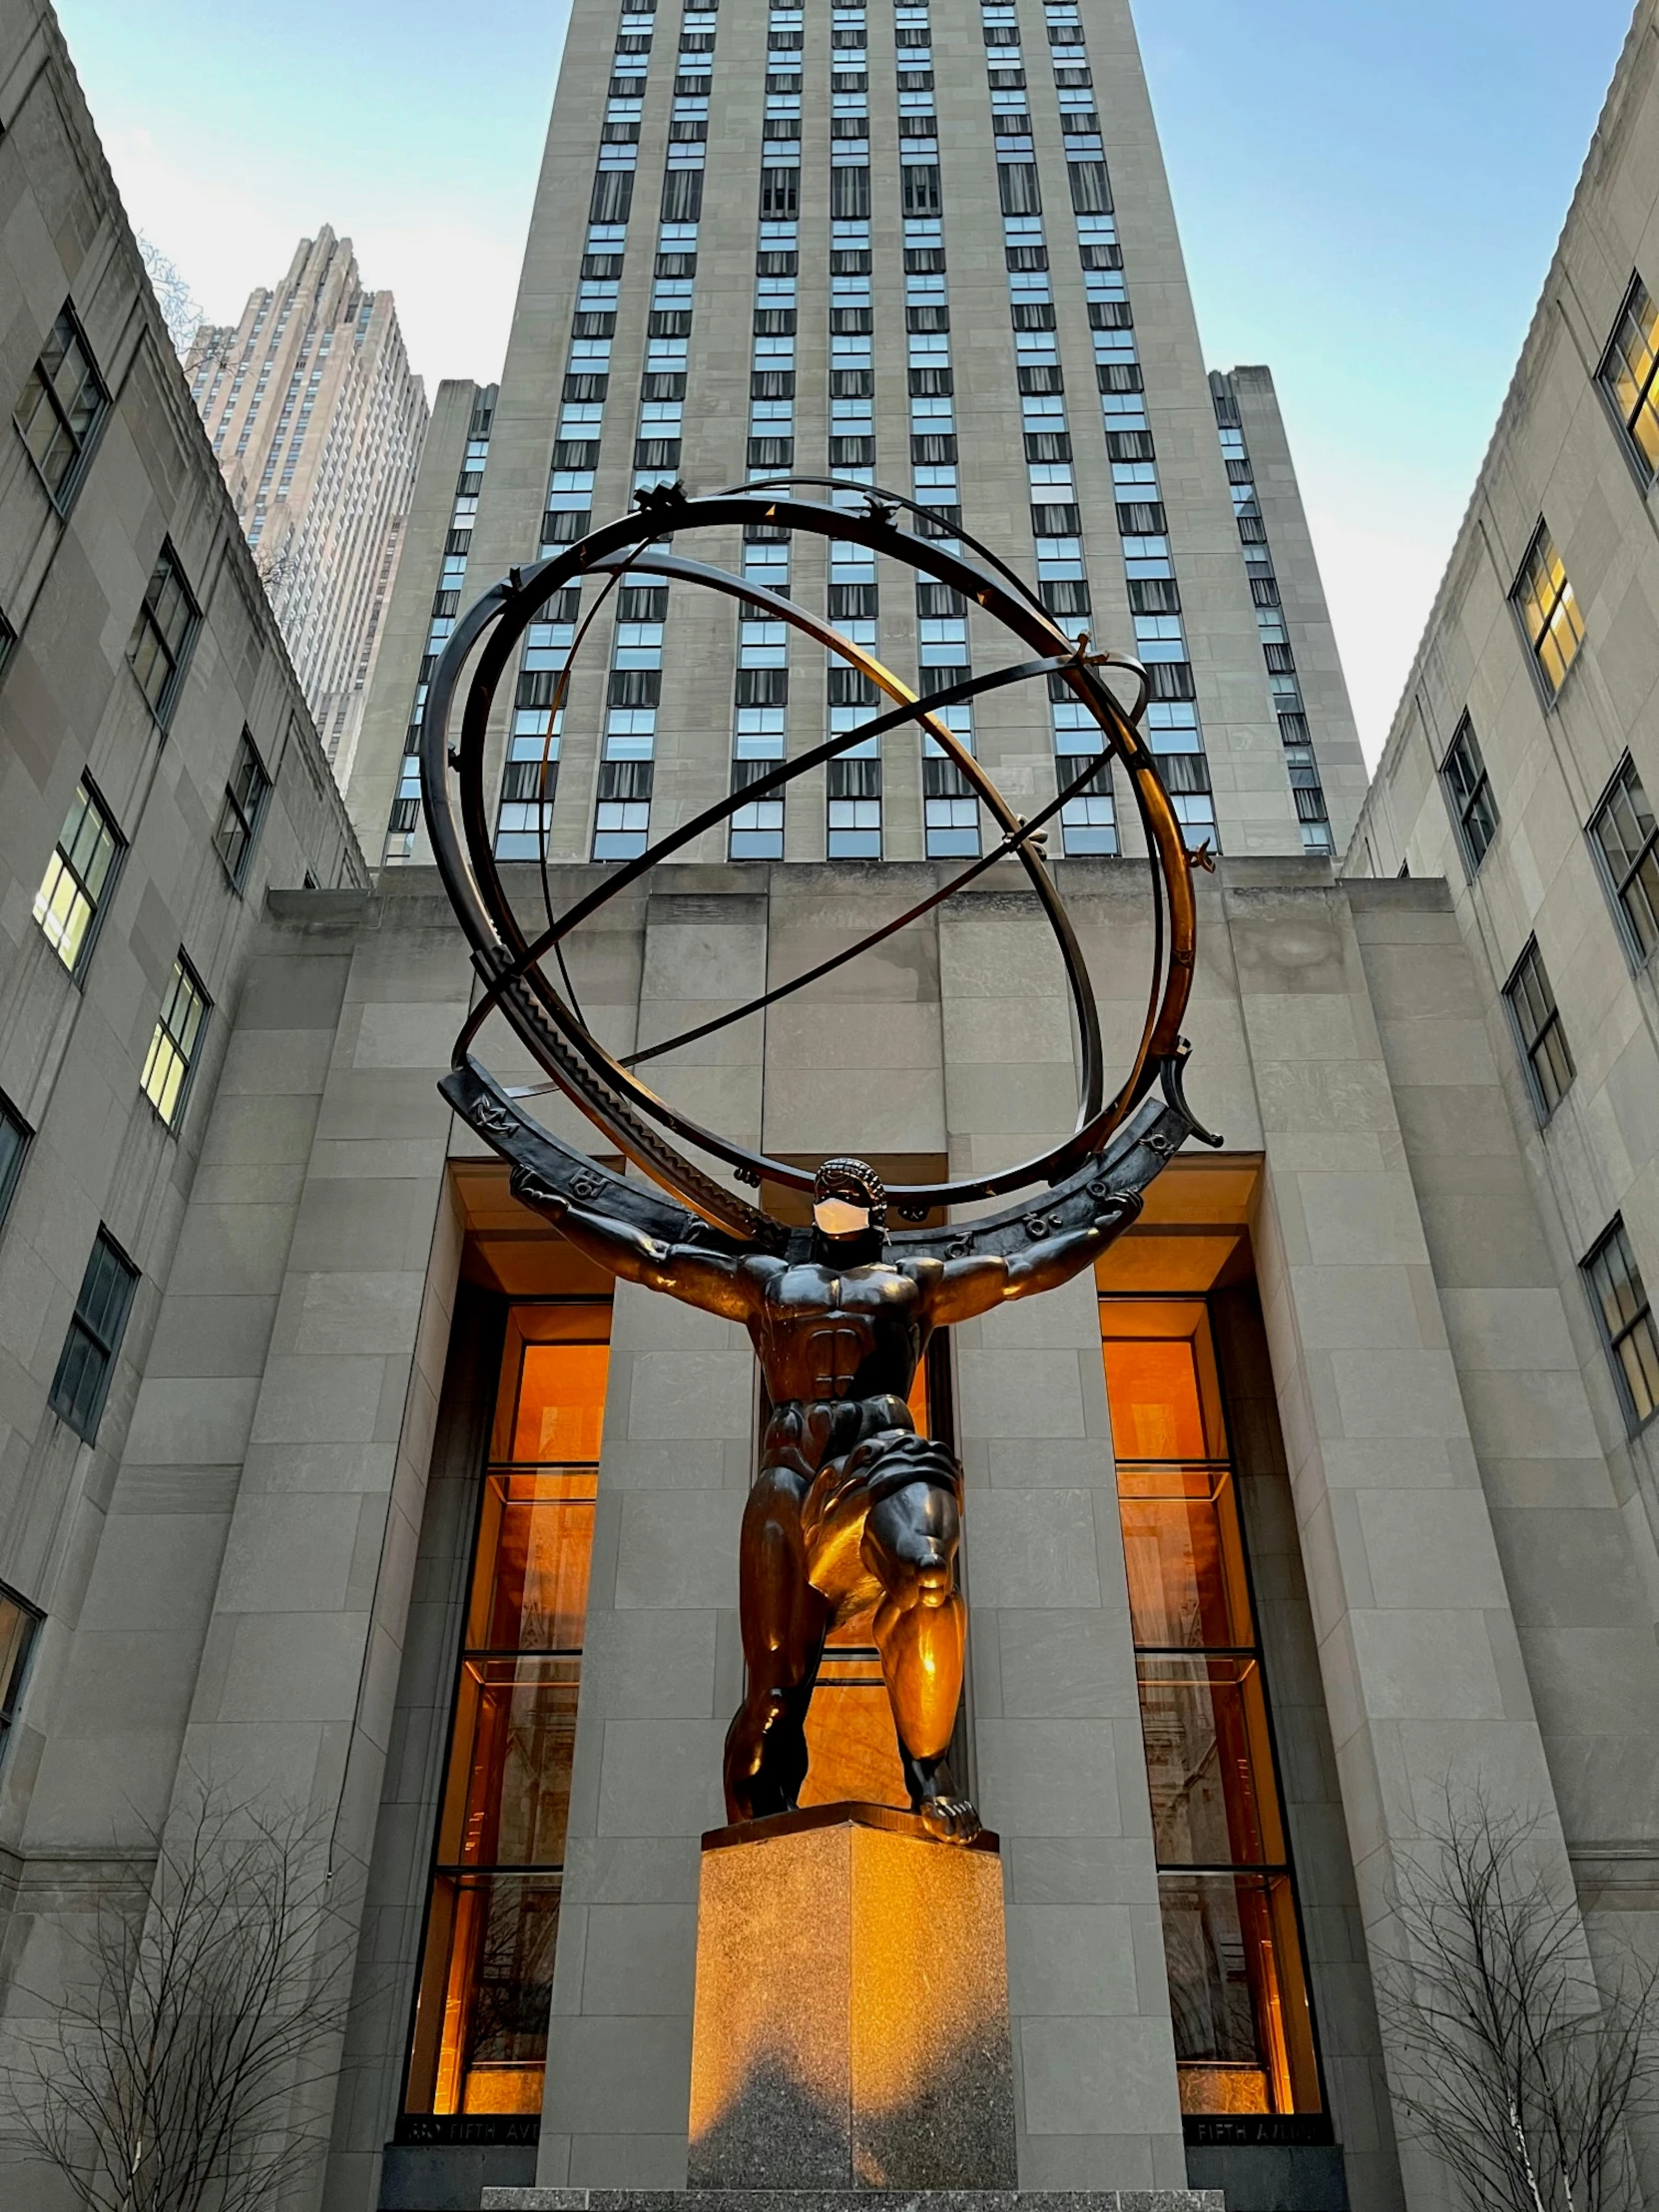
[917,1792,982,1845]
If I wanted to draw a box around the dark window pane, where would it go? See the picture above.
[1441,716,1497,868]
[14,306,107,506]
[1504,941,1574,1118]
[49,1230,138,1442]
[1590,759,1659,959]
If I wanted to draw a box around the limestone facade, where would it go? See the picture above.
[1347,0,1659,2056]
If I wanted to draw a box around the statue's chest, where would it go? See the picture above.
[763,1268,912,1395]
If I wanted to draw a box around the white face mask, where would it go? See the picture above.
[814,1197,870,1237]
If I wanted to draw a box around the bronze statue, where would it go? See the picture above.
[419,484,1217,1850]
[535,1155,1136,1844]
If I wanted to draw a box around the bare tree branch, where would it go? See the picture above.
[1378,1783,1659,2212]
[137,237,206,360]
[1,1783,359,2212]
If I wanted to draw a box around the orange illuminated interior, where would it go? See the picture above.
[404,1304,609,2120]
[1102,1294,1322,2118]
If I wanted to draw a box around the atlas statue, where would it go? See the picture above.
[417,480,1217,1848]
[537,1155,1140,1843]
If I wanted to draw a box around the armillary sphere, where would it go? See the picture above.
[420,476,1221,1259]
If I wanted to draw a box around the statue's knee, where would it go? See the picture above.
[890,1540,953,1608]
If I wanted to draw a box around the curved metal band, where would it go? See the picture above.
[419,486,1197,1227]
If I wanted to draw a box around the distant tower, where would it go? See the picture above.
[186,229,428,789]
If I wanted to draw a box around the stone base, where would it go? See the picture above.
[688,1804,1016,2191]
[481,2195,1224,2211]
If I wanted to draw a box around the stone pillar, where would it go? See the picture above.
[156,886,471,2187]
[535,884,767,2188]
[1232,877,1591,2208]
[940,884,1188,2194]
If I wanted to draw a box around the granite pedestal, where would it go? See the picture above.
[688,1804,1016,2192]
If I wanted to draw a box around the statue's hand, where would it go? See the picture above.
[918,1793,982,1846]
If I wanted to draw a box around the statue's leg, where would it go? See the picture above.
[722,1462,829,1822]
[863,1480,980,1843]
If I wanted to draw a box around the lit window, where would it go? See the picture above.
[1440,713,1497,870]
[1600,276,1659,478]
[1588,756,1659,962]
[142,955,211,1129]
[128,542,200,725]
[0,1584,40,1769]
[49,1229,139,1443]
[403,1308,610,2119]
[1503,939,1573,1120]
[1100,1300,1323,2118]
[34,778,123,976]
[14,304,108,509]
[1511,522,1584,697]
[214,730,272,889]
[1582,1219,1659,1429]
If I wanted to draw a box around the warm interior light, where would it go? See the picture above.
[1102,1289,1322,2117]
[404,1305,609,2119]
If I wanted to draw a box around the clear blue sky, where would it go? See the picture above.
[55,0,1637,758]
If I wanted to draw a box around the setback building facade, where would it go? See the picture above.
[3,4,1658,2212]
[186,230,428,790]
[1347,0,1659,2022]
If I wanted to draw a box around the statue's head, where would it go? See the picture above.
[813,1156,886,1241]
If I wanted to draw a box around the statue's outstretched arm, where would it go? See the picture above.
[927,1217,1119,1327]
[543,1196,756,1321]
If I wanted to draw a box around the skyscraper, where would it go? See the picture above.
[187,230,427,788]
[348,0,1362,874]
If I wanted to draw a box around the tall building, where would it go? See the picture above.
[186,231,428,790]
[6,6,1659,2212]
[346,0,1363,871]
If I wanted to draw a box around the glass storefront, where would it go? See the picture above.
[402,1303,609,2119]
[1101,1298,1323,2119]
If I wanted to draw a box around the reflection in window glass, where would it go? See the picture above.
[403,1306,609,2120]
[1102,1299,1322,2118]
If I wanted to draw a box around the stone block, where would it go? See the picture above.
[687,1806,1017,2190]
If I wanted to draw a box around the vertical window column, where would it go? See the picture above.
[402,1307,611,2121]
[893,0,974,859]
[1212,382,1331,855]
[728,8,802,860]
[1100,1298,1324,2121]
[386,388,494,864]
[595,585,666,859]
[823,0,881,859]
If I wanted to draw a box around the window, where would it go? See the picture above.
[213,730,272,889]
[0,1093,29,1231]
[14,303,108,508]
[0,1586,41,1768]
[1588,756,1659,961]
[1600,276,1659,478]
[404,1306,610,2119]
[1582,1219,1659,1429]
[1511,523,1584,697]
[128,542,200,726]
[142,955,211,1129]
[34,778,123,976]
[1100,1299,1323,2119]
[1504,939,1574,1120]
[1439,714,1497,870]
[49,1230,139,1443]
